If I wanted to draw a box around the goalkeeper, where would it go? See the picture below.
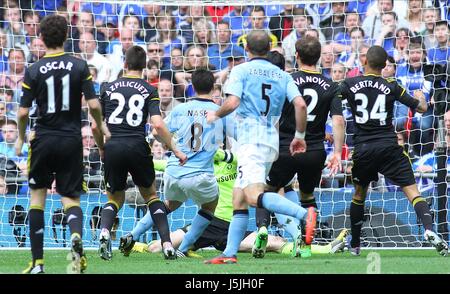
[119,149,347,256]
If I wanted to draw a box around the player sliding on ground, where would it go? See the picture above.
[18,15,108,274]
[119,149,348,257]
[205,30,317,264]
[97,45,187,261]
[340,45,448,256]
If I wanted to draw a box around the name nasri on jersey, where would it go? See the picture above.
[39,61,73,74]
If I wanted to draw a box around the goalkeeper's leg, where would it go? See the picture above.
[99,192,124,261]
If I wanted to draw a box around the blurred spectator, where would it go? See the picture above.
[173,5,190,28]
[146,59,160,88]
[396,38,434,153]
[269,4,294,44]
[4,2,25,49]
[65,11,107,55]
[0,86,16,118]
[306,3,332,27]
[427,20,450,66]
[346,43,369,77]
[0,101,7,127]
[393,27,413,63]
[149,10,184,68]
[23,11,40,45]
[80,2,118,27]
[0,29,8,72]
[142,4,161,42]
[346,0,376,21]
[122,14,144,42]
[331,62,347,82]
[80,32,112,83]
[170,48,184,71]
[27,37,46,64]
[81,125,101,181]
[208,21,245,70]
[222,6,252,44]
[0,120,27,158]
[421,6,439,49]
[332,11,362,52]
[175,45,215,98]
[382,55,396,78]
[319,2,347,41]
[147,42,176,83]
[402,0,425,36]
[212,84,224,105]
[33,0,65,17]
[118,3,147,27]
[191,18,217,49]
[338,27,368,64]
[319,43,336,79]
[205,5,231,23]
[150,138,168,160]
[237,6,277,48]
[158,79,180,118]
[179,6,214,45]
[88,66,100,95]
[0,47,25,100]
[362,0,408,41]
[282,7,311,65]
[374,11,398,57]
[108,28,137,80]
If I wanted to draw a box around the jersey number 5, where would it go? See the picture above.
[261,83,271,116]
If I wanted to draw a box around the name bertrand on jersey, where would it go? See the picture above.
[39,60,74,74]
[105,80,151,98]
[349,79,392,95]
[293,75,331,90]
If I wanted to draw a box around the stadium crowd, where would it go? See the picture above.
[0,0,449,195]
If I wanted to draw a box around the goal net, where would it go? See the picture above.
[0,0,448,249]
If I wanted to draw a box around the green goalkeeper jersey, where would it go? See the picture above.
[153,149,237,223]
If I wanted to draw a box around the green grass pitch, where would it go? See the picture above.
[1,249,449,274]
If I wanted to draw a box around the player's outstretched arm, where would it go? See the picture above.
[289,95,307,156]
[206,95,240,123]
[327,115,345,175]
[151,114,187,165]
[15,107,29,156]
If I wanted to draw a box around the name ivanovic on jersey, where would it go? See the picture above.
[293,74,331,91]
[103,80,152,98]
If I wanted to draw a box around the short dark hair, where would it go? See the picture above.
[381,11,398,21]
[295,36,321,66]
[246,30,270,56]
[40,14,68,49]
[267,51,285,71]
[366,46,388,70]
[192,68,214,95]
[386,55,396,70]
[251,6,266,15]
[434,20,450,31]
[125,46,147,71]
